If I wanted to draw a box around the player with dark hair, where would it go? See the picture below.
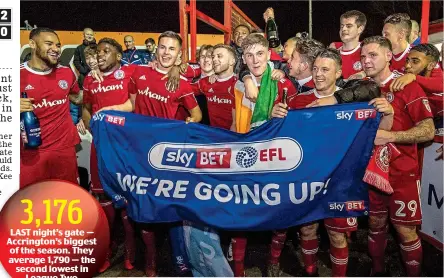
[288,39,323,91]
[361,36,434,276]
[82,37,137,273]
[272,47,395,276]
[383,13,413,73]
[337,10,367,79]
[144,37,156,63]
[20,27,82,187]
[129,31,202,276]
[390,43,443,96]
[232,24,251,74]
[390,43,443,159]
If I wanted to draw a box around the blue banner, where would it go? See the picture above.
[91,103,380,231]
[183,221,233,277]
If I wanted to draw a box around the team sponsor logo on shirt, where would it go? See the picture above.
[353,61,362,70]
[138,87,169,103]
[335,109,376,121]
[114,69,125,80]
[33,98,67,109]
[91,82,124,94]
[328,201,365,211]
[422,99,431,113]
[207,95,232,104]
[385,92,394,103]
[134,55,139,59]
[58,80,68,90]
[148,138,303,174]
[347,217,357,226]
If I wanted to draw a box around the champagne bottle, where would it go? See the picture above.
[21,92,41,148]
[282,87,288,105]
[266,17,280,48]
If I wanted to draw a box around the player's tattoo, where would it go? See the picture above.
[392,118,435,144]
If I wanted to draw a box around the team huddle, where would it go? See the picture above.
[20,6,443,277]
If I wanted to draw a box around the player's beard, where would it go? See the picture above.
[214,62,229,75]
[36,45,59,68]
[418,67,428,77]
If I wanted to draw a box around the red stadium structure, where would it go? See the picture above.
[179,0,260,62]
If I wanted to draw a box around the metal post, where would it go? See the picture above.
[224,0,232,45]
[179,0,188,62]
[189,0,197,62]
[308,0,312,39]
[420,0,430,43]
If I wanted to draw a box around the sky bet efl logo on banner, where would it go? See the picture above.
[335,108,377,121]
[148,138,303,174]
[91,103,380,230]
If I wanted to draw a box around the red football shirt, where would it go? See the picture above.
[270,50,283,62]
[83,65,136,114]
[339,44,362,79]
[390,45,412,73]
[20,62,80,152]
[129,66,198,119]
[294,76,315,92]
[331,42,343,49]
[287,87,338,109]
[193,74,236,129]
[272,77,298,106]
[380,72,433,177]
[182,63,202,81]
[416,68,444,118]
[303,78,316,89]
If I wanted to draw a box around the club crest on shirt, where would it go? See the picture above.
[114,69,125,80]
[422,98,431,113]
[385,92,394,103]
[347,217,357,226]
[353,61,362,71]
[58,80,68,90]
[376,145,391,173]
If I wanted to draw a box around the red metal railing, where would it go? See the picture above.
[179,0,259,62]
[420,0,430,43]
